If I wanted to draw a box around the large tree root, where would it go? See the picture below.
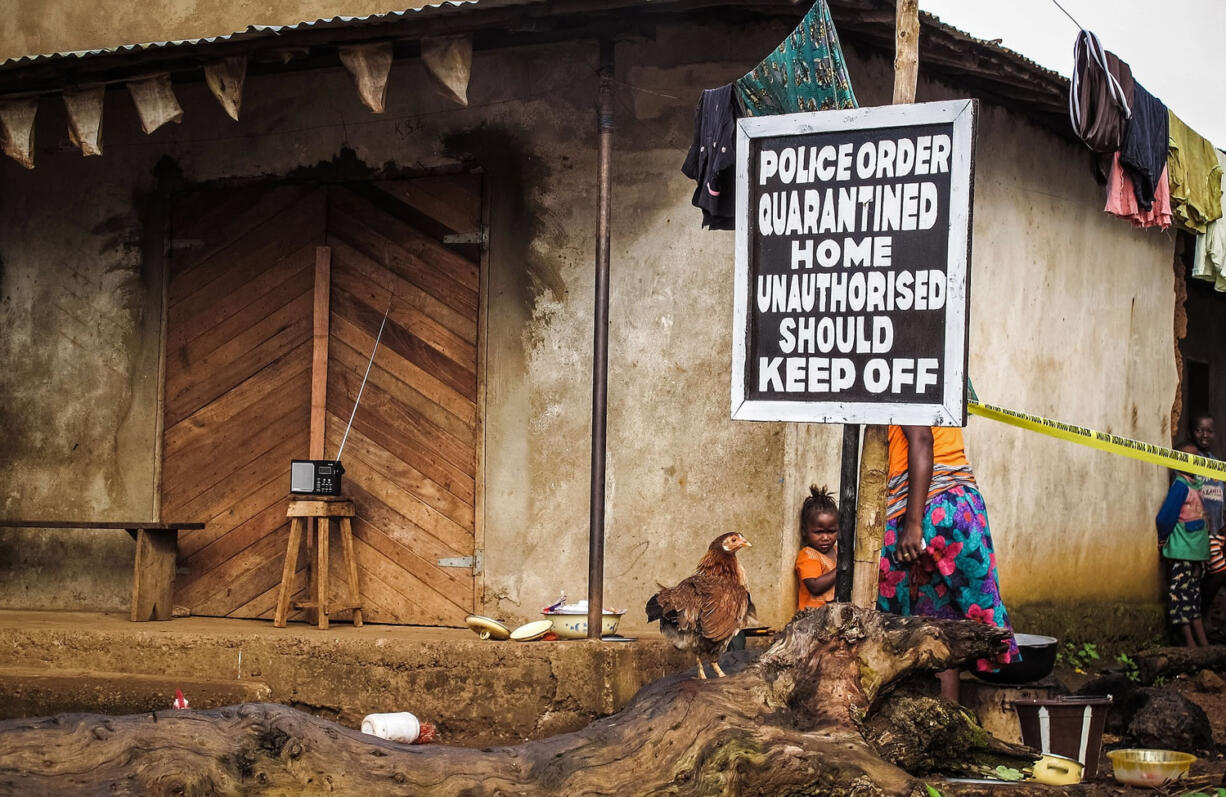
[0,605,1029,796]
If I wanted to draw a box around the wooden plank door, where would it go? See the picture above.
[324,178,481,625]
[163,184,321,619]
[162,177,481,625]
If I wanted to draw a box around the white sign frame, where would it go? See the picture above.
[731,99,976,426]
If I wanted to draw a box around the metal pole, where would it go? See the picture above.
[587,38,614,640]
[834,425,859,602]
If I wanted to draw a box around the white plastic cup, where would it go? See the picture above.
[361,712,421,744]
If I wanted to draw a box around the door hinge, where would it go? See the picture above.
[438,551,482,574]
[442,230,488,246]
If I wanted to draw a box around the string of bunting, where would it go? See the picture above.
[0,33,474,169]
[968,398,1226,481]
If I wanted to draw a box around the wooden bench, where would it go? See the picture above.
[0,521,204,622]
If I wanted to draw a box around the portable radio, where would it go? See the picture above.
[290,459,345,496]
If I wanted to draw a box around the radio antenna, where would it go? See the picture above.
[336,298,392,461]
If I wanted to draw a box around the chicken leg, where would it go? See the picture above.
[710,659,726,678]
[695,656,707,679]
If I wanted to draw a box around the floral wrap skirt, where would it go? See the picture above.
[877,485,1019,669]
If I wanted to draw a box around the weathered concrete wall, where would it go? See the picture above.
[0,110,165,609]
[0,14,1177,639]
[910,75,1177,614]
[0,1,436,62]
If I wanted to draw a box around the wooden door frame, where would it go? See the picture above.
[155,166,490,621]
[474,172,491,614]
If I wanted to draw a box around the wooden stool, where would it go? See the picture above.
[274,496,362,630]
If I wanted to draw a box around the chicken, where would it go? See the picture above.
[645,532,756,679]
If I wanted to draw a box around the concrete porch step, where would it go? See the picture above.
[0,666,271,720]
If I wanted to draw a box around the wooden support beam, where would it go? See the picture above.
[310,246,331,459]
[891,0,920,105]
[130,529,178,621]
[851,425,889,607]
[851,0,919,609]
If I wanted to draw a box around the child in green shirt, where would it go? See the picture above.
[1156,450,1212,647]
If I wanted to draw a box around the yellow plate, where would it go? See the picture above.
[465,615,510,640]
[510,619,554,641]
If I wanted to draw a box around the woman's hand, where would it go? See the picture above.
[897,518,925,564]
[897,426,934,566]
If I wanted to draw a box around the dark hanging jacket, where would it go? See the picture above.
[1119,81,1169,210]
[681,84,739,230]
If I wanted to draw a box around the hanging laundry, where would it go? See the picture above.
[681,84,739,230]
[735,0,857,116]
[1068,30,1132,153]
[1118,81,1167,210]
[682,1,858,230]
[1192,150,1226,291]
[1105,152,1171,230]
[1168,111,1224,234]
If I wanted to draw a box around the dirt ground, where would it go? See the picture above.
[939,592,1226,796]
[1145,671,1226,794]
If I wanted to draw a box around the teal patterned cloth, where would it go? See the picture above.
[735,0,858,116]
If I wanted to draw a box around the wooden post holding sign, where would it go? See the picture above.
[731,93,977,602]
[854,0,920,607]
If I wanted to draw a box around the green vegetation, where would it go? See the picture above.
[1056,641,1099,674]
[1115,652,1141,683]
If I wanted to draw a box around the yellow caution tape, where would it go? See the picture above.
[968,399,1226,481]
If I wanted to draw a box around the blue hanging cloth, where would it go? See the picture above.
[735,0,858,116]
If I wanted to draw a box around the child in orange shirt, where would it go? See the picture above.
[795,485,838,610]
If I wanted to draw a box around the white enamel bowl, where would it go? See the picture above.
[543,610,625,639]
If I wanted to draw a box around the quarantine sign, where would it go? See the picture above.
[731,99,976,426]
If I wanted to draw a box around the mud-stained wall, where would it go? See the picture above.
[0,1,437,62]
[0,15,1175,633]
[0,151,164,609]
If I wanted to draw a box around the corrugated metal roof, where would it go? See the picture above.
[0,1,480,68]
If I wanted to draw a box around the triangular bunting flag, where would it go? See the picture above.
[63,86,105,156]
[0,97,37,169]
[204,56,246,121]
[126,74,183,134]
[421,35,472,107]
[339,43,393,114]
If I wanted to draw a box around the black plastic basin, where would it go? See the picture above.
[972,632,1058,685]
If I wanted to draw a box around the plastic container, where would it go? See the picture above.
[361,712,422,744]
[1032,752,1084,785]
[1014,696,1112,777]
[1106,749,1195,787]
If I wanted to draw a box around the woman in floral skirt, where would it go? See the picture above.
[877,425,1019,701]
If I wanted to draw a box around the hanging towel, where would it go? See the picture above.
[1118,81,1168,210]
[681,84,740,230]
[735,0,857,116]
[1068,30,1133,152]
[1168,111,1224,234]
